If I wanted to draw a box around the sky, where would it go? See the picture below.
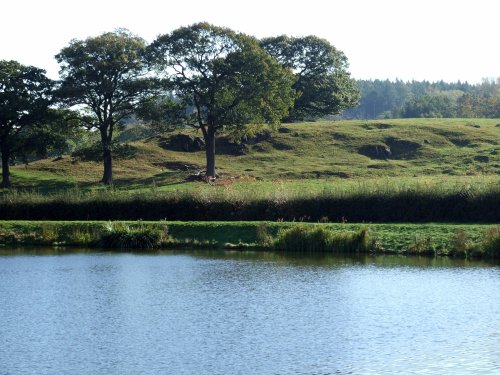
[1,0,498,83]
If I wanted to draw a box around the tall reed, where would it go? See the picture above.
[274,225,372,253]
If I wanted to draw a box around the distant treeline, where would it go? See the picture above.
[343,78,500,119]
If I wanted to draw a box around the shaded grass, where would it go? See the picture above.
[0,176,499,222]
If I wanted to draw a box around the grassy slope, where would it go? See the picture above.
[5,118,499,193]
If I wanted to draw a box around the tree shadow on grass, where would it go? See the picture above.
[3,172,80,194]
[110,170,194,191]
[1,169,196,197]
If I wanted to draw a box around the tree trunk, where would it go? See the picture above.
[0,140,11,188]
[100,139,113,185]
[205,127,216,177]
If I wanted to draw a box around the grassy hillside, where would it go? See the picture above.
[5,118,499,193]
[1,119,499,222]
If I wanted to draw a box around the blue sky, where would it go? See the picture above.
[2,0,498,83]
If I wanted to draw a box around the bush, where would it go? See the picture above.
[448,230,470,257]
[481,226,500,259]
[407,236,439,256]
[99,221,168,249]
[71,142,136,162]
[274,225,372,253]
[256,223,274,248]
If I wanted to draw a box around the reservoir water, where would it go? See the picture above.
[0,249,498,374]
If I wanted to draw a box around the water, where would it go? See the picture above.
[0,249,498,375]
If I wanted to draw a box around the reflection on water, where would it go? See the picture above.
[0,248,498,375]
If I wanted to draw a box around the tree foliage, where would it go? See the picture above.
[134,95,186,134]
[56,29,160,184]
[344,78,500,119]
[261,35,359,120]
[401,94,455,118]
[149,22,297,176]
[0,60,53,187]
[13,109,86,163]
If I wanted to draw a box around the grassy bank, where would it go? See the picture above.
[1,176,499,222]
[0,221,498,258]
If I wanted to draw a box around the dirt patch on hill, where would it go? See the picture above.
[385,137,421,159]
[154,161,201,171]
[361,123,394,130]
[359,138,421,160]
[159,134,205,152]
[358,144,393,159]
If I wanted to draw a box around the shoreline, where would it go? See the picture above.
[0,220,498,259]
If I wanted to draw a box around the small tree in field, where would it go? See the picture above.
[56,29,159,184]
[0,60,53,188]
[149,23,297,177]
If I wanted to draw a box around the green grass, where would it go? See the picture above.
[3,118,499,192]
[0,220,498,258]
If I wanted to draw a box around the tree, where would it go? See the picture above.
[134,95,186,135]
[13,109,85,163]
[149,23,297,177]
[401,93,456,118]
[261,35,359,120]
[56,29,159,184]
[0,60,53,188]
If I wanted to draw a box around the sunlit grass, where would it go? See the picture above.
[3,118,499,194]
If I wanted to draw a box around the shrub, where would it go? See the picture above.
[64,227,101,246]
[71,142,136,162]
[481,226,500,259]
[99,221,168,249]
[447,230,491,258]
[256,223,274,248]
[274,225,372,253]
[448,230,471,258]
[39,224,59,244]
[407,236,439,256]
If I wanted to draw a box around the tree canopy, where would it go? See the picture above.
[261,35,359,120]
[0,60,53,187]
[149,22,297,177]
[56,29,159,184]
[343,78,500,119]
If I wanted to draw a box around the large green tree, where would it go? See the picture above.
[149,23,297,177]
[13,109,84,163]
[0,60,53,188]
[56,29,159,184]
[261,35,359,120]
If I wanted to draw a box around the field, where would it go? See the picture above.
[3,118,499,191]
[1,118,499,223]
